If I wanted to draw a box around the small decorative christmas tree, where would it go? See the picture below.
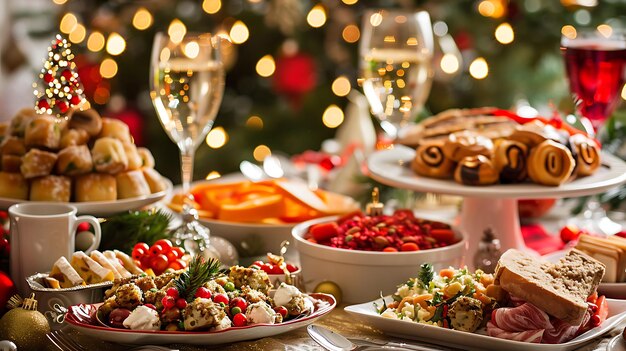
[33,34,87,118]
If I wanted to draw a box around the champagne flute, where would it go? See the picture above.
[150,32,225,255]
[561,27,626,235]
[359,9,434,140]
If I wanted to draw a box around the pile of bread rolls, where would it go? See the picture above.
[0,108,167,202]
[408,108,601,186]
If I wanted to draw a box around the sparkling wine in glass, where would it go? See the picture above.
[359,10,434,139]
[150,32,225,255]
[561,28,626,132]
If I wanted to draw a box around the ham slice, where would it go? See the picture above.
[487,300,588,344]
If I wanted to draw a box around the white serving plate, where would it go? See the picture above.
[345,296,626,351]
[607,333,626,351]
[543,250,626,299]
[367,145,626,199]
[65,293,335,345]
[0,179,172,217]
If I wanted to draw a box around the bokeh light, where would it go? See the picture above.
[469,57,489,79]
[206,127,228,148]
[69,23,86,44]
[495,22,514,44]
[230,21,250,44]
[206,171,221,180]
[331,76,351,97]
[342,25,360,43]
[621,84,626,101]
[256,55,276,77]
[440,53,460,74]
[100,58,118,79]
[60,13,78,34]
[307,5,327,28]
[561,25,577,39]
[253,145,271,161]
[246,116,264,129]
[322,105,344,128]
[106,33,126,56]
[184,41,200,59]
[87,31,105,52]
[597,24,612,38]
[342,0,358,4]
[168,19,187,44]
[369,13,383,27]
[132,8,153,30]
[202,0,221,14]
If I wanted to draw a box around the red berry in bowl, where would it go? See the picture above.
[150,244,164,256]
[166,287,179,298]
[161,296,175,310]
[195,287,212,299]
[154,239,173,252]
[230,297,247,312]
[134,242,149,252]
[233,313,247,327]
[175,298,187,309]
[213,293,229,305]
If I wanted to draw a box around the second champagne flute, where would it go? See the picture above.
[150,32,225,255]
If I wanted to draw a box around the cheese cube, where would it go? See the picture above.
[70,251,115,284]
[49,256,84,288]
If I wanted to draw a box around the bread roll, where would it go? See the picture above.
[60,128,90,149]
[56,145,93,176]
[123,143,142,170]
[569,134,601,177]
[116,170,151,199]
[8,108,38,137]
[0,172,28,199]
[91,137,128,174]
[0,137,26,156]
[527,140,575,186]
[75,173,117,202]
[142,168,166,193]
[492,139,528,183]
[2,155,21,173]
[20,148,58,178]
[454,155,499,186]
[411,141,455,179]
[67,108,102,137]
[443,131,494,162]
[29,175,71,202]
[99,118,132,144]
[137,147,155,168]
[24,115,62,149]
[509,121,548,148]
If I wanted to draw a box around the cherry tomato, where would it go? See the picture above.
[168,258,186,270]
[172,247,185,257]
[195,287,212,299]
[400,242,419,252]
[382,247,398,252]
[233,313,247,327]
[166,287,179,298]
[286,264,298,273]
[140,255,152,270]
[149,244,164,256]
[213,293,229,305]
[175,298,187,309]
[274,306,288,318]
[134,242,150,252]
[165,250,179,263]
[150,254,169,274]
[161,296,175,309]
[309,222,339,242]
[154,239,173,252]
[560,224,583,243]
[230,297,247,311]
[131,247,146,260]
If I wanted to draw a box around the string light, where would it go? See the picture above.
[106,33,126,56]
[331,76,351,97]
[342,24,360,43]
[440,53,460,74]
[132,7,153,30]
[322,105,344,128]
[230,21,249,44]
[307,5,327,28]
[202,0,221,14]
[256,55,275,77]
[206,127,228,148]
[184,41,200,59]
[69,23,86,44]
[246,116,264,129]
[253,145,271,161]
[60,13,78,34]
[100,58,118,79]
[561,25,577,39]
[495,22,514,44]
[87,31,105,52]
[168,19,187,44]
[206,171,221,180]
[469,57,489,79]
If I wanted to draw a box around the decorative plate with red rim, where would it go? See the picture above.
[64,293,335,345]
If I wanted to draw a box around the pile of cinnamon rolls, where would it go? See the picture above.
[398,108,601,186]
[0,108,167,201]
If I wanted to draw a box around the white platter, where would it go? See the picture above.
[65,293,335,345]
[367,145,626,199]
[607,333,626,351]
[345,296,626,351]
[0,179,172,217]
[543,250,626,299]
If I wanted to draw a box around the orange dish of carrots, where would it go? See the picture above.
[167,179,360,224]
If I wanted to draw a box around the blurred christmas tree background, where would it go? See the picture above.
[1,0,625,186]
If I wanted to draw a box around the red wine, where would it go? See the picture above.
[563,39,626,128]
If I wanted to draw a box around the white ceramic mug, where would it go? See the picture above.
[9,203,102,294]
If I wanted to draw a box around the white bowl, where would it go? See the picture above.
[292,216,468,304]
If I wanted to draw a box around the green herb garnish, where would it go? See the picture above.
[174,256,226,302]
[418,263,434,288]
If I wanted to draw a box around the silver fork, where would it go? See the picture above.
[47,329,178,351]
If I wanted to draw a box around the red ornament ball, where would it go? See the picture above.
[44,73,54,83]
[37,99,50,110]
[61,69,72,81]
[57,101,69,113]
[70,95,81,106]
[273,53,317,96]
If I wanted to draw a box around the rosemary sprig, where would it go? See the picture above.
[174,256,226,302]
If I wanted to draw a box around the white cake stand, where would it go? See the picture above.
[367,145,626,266]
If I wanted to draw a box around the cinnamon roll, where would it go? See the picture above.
[509,121,547,148]
[454,155,499,186]
[527,140,575,186]
[492,140,528,183]
[569,134,601,177]
[411,141,455,179]
[443,131,494,162]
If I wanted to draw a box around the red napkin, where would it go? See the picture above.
[521,224,564,255]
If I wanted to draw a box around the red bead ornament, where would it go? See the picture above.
[57,101,69,113]
[37,99,50,110]
[70,95,81,106]
[61,69,72,81]
[44,73,53,83]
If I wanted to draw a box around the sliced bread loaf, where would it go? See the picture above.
[494,249,605,325]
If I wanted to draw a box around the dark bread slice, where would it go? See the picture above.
[494,249,605,325]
